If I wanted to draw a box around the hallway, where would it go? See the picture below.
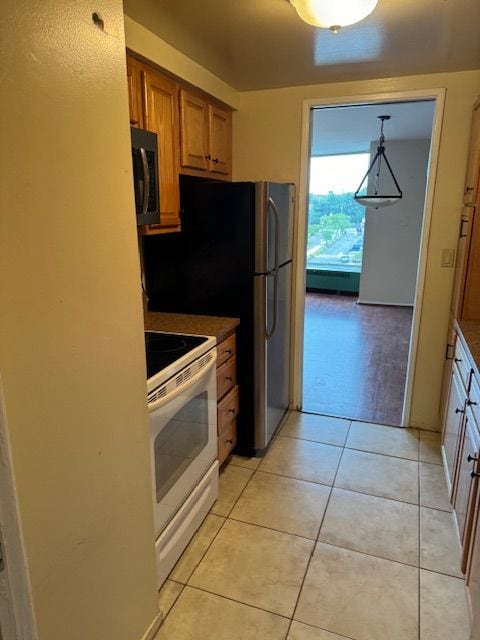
[303,292,413,425]
[154,413,469,640]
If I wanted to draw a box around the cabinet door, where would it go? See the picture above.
[467,489,480,640]
[453,407,479,569]
[208,105,232,176]
[462,205,480,320]
[442,365,467,491]
[179,90,209,171]
[451,207,474,318]
[464,99,480,206]
[126,56,142,128]
[439,314,456,427]
[141,66,181,231]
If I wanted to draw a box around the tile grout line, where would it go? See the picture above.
[285,421,353,638]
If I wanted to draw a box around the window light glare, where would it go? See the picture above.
[290,0,379,31]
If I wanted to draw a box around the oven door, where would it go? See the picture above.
[148,349,217,537]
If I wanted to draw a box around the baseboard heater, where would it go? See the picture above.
[306,269,360,294]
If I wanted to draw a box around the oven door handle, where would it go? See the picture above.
[147,351,217,413]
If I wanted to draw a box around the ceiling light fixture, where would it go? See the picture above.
[354,115,403,209]
[289,0,378,33]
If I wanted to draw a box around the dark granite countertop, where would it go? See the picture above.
[144,311,239,344]
[457,320,480,375]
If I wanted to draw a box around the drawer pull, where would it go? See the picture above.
[225,376,233,382]
[226,439,233,445]
[467,455,479,462]
[228,408,236,414]
[455,408,465,414]
[467,400,478,406]
[223,348,232,355]
[455,357,463,363]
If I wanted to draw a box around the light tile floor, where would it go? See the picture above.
[154,412,470,640]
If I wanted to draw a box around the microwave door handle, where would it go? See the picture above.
[139,147,150,215]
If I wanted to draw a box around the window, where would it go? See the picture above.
[307,153,369,272]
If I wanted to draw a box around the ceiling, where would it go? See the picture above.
[311,100,436,156]
[123,0,480,91]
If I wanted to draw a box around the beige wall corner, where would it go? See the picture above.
[0,2,158,639]
[234,70,480,430]
[124,15,239,109]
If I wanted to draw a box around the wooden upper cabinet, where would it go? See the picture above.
[461,205,480,319]
[179,89,233,179]
[179,90,209,171]
[126,56,142,128]
[141,65,181,231]
[464,99,480,205]
[208,105,232,176]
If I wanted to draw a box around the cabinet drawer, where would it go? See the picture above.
[218,420,237,465]
[217,356,236,399]
[217,334,236,367]
[454,339,473,392]
[218,386,239,435]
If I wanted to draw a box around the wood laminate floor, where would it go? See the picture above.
[302,292,413,426]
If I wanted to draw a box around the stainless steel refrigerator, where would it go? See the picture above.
[143,179,295,455]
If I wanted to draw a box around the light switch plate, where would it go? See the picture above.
[441,248,455,267]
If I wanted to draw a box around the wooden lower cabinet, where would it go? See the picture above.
[443,364,467,489]
[453,408,480,570]
[441,325,480,630]
[467,489,480,640]
[216,333,238,465]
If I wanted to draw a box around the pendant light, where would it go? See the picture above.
[289,0,378,33]
[354,115,403,209]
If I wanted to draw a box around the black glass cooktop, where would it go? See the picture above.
[145,331,208,379]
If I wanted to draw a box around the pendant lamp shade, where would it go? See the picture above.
[290,0,378,31]
[354,115,403,209]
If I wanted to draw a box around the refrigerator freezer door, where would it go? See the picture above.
[255,183,295,274]
[253,261,292,451]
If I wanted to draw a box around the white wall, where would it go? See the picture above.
[359,139,431,305]
[0,2,159,639]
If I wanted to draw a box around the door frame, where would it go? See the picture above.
[291,88,446,426]
[0,379,38,639]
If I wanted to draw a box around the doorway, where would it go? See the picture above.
[299,98,438,426]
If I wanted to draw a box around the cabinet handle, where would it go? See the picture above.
[228,408,236,414]
[205,154,211,160]
[466,186,474,193]
[467,455,479,462]
[471,470,480,479]
[454,357,462,363]
[467,399,478,406]
[225,376,233,382]
[223,348,232,355]
[226,439,233,445]
[212,157,219,164]
[455,408,465,414]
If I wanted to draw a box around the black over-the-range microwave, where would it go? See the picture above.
[131,127,160,226]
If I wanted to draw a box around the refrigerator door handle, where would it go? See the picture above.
[266,271,279,339]
[265,197,280,339]
[268,196,281,273]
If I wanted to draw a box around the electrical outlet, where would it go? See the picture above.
[441,248,455,267]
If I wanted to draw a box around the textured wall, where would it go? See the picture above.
[0,2,158,638]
